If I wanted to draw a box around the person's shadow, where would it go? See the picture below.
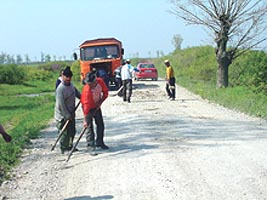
[65,195,113,200]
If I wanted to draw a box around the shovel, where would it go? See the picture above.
[109,85,124,97]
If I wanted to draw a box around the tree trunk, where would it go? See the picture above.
[215,14,233,88]
[216,62,229,88]
[216,47,232,88]
[216,36,232,88]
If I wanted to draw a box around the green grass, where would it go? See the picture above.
[0,81,54,96]
[0,94,55,182]
[176,76,267,119]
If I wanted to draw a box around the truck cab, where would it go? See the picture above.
[74,38,124,86]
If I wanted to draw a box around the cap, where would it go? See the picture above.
[126,59,131,63]
[85,72,97,84]
[63,66,73,77]
[164,59,169,63]
[91,68,97,74]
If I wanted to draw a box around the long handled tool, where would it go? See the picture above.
[51,101,80,151]
[66,126,87,162]
[110,85,124,97]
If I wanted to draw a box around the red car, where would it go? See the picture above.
[134,62,158,81]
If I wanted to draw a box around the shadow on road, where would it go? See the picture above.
[65,195,113,200]
[105,114,267,148]
[133,82,159,90]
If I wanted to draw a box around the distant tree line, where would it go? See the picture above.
[0,52,68,64]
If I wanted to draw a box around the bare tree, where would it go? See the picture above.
[172,34,183,50]
[170,0,267,88]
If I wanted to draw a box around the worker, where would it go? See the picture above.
[164,60,176,101]
[120,59,136,103]
[80,71,109,150]
[55,66,81,154]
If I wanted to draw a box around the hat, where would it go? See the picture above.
[63,66,73,77]
[91,68,97,74]
[164,59,169,63]
[85,72,97,84]
[126,59,131,63]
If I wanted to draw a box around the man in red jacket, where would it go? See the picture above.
[80,71,109,150]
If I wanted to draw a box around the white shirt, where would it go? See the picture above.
[121,64,134,80]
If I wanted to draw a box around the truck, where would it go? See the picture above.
[74,37,124,86]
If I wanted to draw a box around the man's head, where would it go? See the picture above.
[85,72,97,87]
[164,59,170,67]
[62,66,73,84]
[126,59,131,64]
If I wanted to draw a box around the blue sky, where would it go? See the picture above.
[0,0,209,61]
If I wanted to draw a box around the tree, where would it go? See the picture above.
[6,55,15,64]
[45,54,51,62]
[24,54,30,64]
[172,34,183,50]
[0,52,7,64]
[16,55,23,64]
[170,0,267,88]
[40,52,45,62]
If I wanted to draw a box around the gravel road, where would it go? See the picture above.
[1,79,267,200]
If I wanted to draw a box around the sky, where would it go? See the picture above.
[0,0,209,61]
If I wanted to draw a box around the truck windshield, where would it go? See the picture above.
[80,45,119,61]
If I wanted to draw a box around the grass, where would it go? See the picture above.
[0,95,55,182]
[176,75,267,119]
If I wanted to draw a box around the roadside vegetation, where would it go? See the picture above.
[0,61,81,184]
[153,46,267,118]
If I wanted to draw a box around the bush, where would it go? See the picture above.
[0,64,26,84]
[154,46,217,83]
[230,50,267,94]
[23,67,54,81]
[22,62,75,82]
[37,61,72,72]
[71,60,81,81]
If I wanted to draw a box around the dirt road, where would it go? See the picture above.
[1,79,267,200]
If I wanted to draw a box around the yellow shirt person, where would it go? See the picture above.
[166,64,175,80]
[164,60,176,101]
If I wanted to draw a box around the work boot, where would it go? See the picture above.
[87,146,95,151]
[96,143,109,150]
[60,147,67,154]
[70,147,79,152]
[68,145,79,152]
[87,140,96,151]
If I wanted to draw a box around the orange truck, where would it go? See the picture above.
[74,37,124,85]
